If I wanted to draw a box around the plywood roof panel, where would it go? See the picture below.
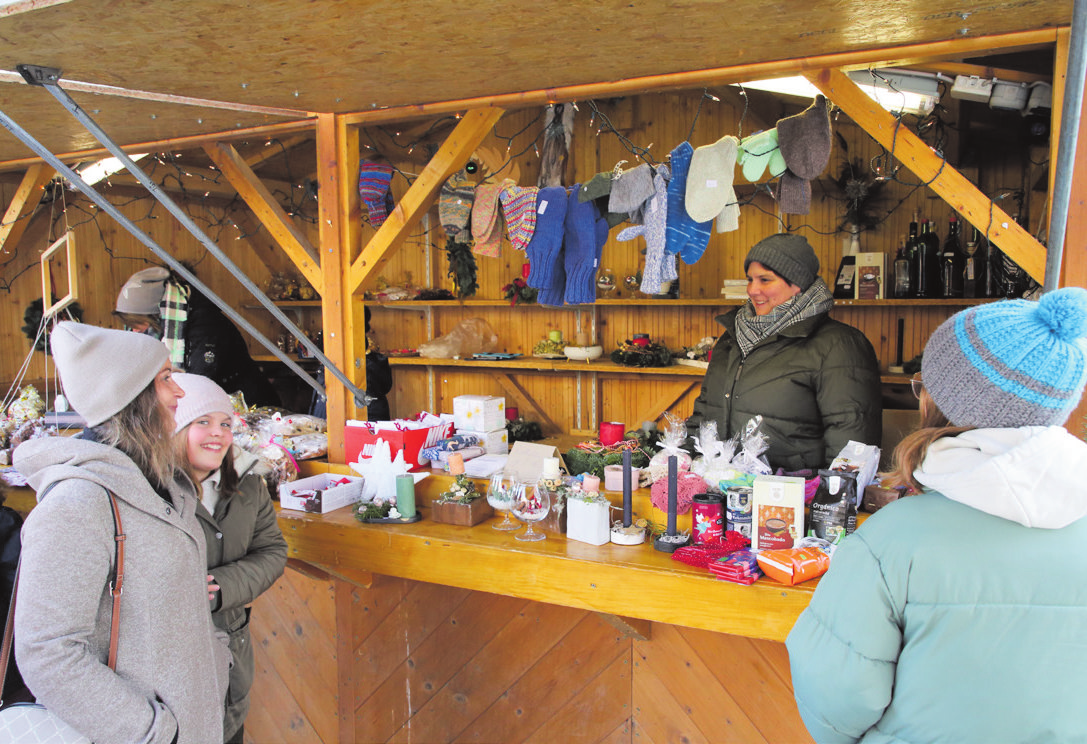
[0,0,1072,164]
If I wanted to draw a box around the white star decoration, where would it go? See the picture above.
[348,438,428,503]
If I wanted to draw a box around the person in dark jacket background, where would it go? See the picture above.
[173,373,287,744]
[114,266,281,408]
[686,233,882,471]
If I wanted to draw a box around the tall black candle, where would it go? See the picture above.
[622,449,632,527]
[667,455,678,535]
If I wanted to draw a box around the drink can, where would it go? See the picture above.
[691,493,724,545]
[725,486,753,533]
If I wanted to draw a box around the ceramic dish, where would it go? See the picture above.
[563,345,604,361]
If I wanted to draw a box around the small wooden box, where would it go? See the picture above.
[430,498,494,527]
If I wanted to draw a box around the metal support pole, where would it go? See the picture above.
[12,64,372,406]
[1044,0,1087,292]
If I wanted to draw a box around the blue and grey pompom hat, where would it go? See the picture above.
[921,287,1087,428]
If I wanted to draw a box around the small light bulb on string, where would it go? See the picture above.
[707,93,720,102]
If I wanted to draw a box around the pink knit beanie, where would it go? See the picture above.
[172,373,235,433]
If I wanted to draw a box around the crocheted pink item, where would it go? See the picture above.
[650,471,707,515]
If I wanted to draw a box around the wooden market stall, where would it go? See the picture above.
[1,2,1085,742]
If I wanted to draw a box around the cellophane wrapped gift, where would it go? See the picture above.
[717,416,773,490]
[690,419,737,493]
[647,413,693,483]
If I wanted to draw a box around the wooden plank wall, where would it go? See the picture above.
[247,565,815,743]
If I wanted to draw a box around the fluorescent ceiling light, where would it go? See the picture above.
[734,69,941,116]
[76,153,148,185]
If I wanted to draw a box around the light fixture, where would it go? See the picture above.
[734,68,945,116]
[75,153,148,185]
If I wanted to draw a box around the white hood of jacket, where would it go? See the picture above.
[914,426,1087,529]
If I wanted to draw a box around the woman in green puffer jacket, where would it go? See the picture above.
[686,233,882,471]
[173,373,288,744]
[786,288,1087,743]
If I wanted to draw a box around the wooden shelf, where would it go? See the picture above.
[366,297,998,309]
[243,300,322,310]
[388,355,916,385]
[253,354,320,363]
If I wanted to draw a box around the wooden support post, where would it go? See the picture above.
[203,141,323,290]
[0,163,53,259]
[336,117,369,427]
[348,107,505,293]
[317,114,351,462]
[804,67,1047,284]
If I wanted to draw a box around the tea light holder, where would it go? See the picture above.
[611,449,646,545]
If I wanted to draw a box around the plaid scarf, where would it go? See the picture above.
[733,278,834,357]
[159,279,190,366]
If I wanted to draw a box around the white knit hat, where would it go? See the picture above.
[115,266,169,315]
[50,321,169,427]
[172,373,235,433]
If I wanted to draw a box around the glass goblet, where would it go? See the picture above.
[512,483,551,542]
[486,474,521,531]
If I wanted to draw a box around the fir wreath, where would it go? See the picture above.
[22,298,83,353]
[610,339,673,367]
[445,235,478,298]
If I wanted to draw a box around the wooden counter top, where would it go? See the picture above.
[280,463,816,643]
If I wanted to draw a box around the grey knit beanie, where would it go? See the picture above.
[172,373,235,434]
[921,288,1087,428]
[50,321,170,427]
[744,233,820,290]
[115,266,169,315]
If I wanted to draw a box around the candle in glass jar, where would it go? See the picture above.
[548,329,563,343]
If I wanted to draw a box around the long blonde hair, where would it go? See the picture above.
[98,383,183,488]
[882,391,974,492]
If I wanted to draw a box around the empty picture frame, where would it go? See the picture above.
[40,231,79,318]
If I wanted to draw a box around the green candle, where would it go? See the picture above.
[396,475,416,519]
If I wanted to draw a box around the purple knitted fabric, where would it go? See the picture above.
[663,141,712,264]
[358,161,394,228]
[525,186,569,293]
[563,184,609,305]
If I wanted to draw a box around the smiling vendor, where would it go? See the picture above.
[686,233,882,471]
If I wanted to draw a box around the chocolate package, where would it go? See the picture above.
[807,469,858,545]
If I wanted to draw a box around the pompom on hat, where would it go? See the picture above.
[921,287,1087,428]
[172,373,235,434]
[116,266,169,315]
[50,321,170,427]
[744,233,820,290]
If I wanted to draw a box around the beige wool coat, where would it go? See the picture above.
[14,436,230,744]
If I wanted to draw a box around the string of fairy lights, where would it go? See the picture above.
[0,85,1042,295]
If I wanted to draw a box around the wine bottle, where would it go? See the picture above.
[893,239,911,299]
[905,211,921,299]
[939,214,964,297]
[918,218,941,298]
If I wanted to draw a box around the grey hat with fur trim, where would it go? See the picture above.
[50,321,170,427]
[116,266,169,315]
[744,233,820,290]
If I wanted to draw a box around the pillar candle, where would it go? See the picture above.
[395,474,416,519]
[583,474,601,493]
[666,455,678,535]
[622,449,632,528]
[448,452,465,475]
[600,421,625,446]
[505,406,519,421]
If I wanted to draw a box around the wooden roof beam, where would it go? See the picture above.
[805,67,1046,284]
[0,162,53,257]
[203,140,322,290]
[348,106,505,293]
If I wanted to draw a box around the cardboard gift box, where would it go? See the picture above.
[279,473,364,514]
[430,498,494,526]
[453,395,506,432]
[566,496,612,546]
[344,419,453,470]
[457,427,509,455]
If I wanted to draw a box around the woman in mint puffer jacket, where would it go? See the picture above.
[786,287,1087,744]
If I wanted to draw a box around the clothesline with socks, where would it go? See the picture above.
[355,95,832,306]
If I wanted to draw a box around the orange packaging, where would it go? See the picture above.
[755,546,831,586]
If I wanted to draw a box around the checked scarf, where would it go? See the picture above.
[159,279,190,366]
[733,278,834,358]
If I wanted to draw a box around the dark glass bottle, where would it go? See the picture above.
[905,212,921,298]
[962,227,983,298]
[894,239,911,298]
[982,231,1003,298]
[940,214,964,297]
[917,218,941,298]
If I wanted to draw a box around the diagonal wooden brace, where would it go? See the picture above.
[0,163,53,260]
[348,107,506,293]
[805,67,1046,284]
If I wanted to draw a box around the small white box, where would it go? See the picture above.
[279,473,364,514]
[566,497,612,546]
[453,395,506,432]
[751,475,806,551]
[457,428,509,455]
[990,81,1030,111]
[950,75,993,103]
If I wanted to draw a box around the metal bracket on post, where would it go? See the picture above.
[15,64,60,86]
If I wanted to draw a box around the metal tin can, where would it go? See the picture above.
[725,486,753,534]
[691,493,724,545]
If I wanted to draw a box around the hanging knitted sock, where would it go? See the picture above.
[663,142,711,264]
